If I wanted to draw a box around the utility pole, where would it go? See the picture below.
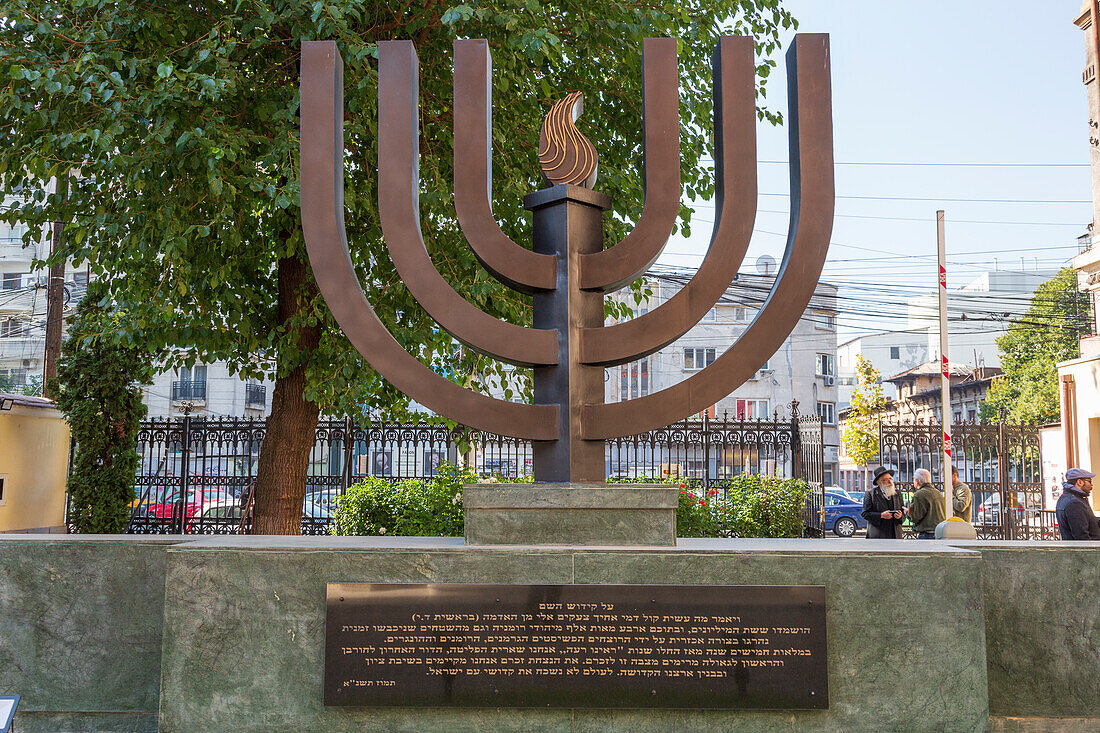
[43,173,67,399]
[937,210,953,525]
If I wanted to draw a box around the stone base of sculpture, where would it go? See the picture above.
[462,484,678,546]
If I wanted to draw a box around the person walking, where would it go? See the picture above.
[1055,467,1100,540]
[862,467,905,539]
[908,468,946,540]
[951,466,972,523]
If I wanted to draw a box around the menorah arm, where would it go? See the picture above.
[581,34,833,439]
[379,41,558,368]
[301,41,558,440]
[453,39,557,295]
[577,37,681,293]
[579,36,756,367]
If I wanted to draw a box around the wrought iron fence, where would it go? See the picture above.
[878,419,1053,540]
[120,405,824,536]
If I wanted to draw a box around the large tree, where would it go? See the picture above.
[982,267,1090,424]
[0,0,795,533]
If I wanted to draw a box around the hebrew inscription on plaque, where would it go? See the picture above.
[324,583,827,708]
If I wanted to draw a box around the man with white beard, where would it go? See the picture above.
[861,466,905,539]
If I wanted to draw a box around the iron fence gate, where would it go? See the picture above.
[878,420,1053,540]
[115,405,824,535]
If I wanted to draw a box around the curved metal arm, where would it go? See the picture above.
[378,41,558,368]
[301,41,558,440]
[581,34,833,439]
[579,36,756,367]
[453,39,557,294]
[577,37,680,293]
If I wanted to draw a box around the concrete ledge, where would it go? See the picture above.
[462,484,679,509]
[462,484,678,546]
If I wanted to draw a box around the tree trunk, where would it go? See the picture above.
[252,255,323,535]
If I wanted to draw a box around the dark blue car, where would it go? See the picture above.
[823,491,868,537]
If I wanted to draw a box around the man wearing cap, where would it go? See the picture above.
[862,467,905,539]
[1056,467,1100,540]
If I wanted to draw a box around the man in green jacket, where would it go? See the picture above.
[908,468,946,539]
[951,465,972,522]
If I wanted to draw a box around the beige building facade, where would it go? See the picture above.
[0,394,69,532]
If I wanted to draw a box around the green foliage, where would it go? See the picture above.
[328,462,472,536]
[842,353,883,466]
[611,474,809,537]
[983,268,1089,423]
[722,474,809,538]
[51,283,154,533]
[0,0,796,415]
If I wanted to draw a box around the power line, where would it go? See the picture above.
[756,193,1092,204]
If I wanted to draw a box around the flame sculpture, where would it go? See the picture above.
[300,35,834,483]
[538,92,598,188]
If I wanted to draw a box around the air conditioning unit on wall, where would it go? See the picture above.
[823,375,835,386]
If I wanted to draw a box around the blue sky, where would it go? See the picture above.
[659,0,1094,340]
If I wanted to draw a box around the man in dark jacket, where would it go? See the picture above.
[1056,467,1100,540]
[862,467,905,539]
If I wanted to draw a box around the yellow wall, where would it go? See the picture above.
[1058,355,1100,512]
[0,404,70,532]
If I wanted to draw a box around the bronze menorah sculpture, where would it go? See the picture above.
[300,34,833,484]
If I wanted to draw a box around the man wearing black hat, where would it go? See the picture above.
[862,467,905,539]
[1056,467,1100,540]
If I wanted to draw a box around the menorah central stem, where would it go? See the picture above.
[525,184,612,482]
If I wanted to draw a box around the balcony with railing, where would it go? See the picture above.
[245,383,266,408]
[171,380,207,402]
[0,238,36,262]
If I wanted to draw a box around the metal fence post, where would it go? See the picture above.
[342,415,354,492]
[178,414,192,534]
[702,410,710,491]
[998,420,1012,540]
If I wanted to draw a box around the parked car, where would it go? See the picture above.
[189,498,331,532]
[306,489,343,513]
[140,486,235,522]
[844,490,866,505]
[821,490,868,538]
[974,492,1025,525]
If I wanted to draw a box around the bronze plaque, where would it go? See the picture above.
[324,584,827,709]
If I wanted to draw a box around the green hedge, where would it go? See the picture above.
[332,468,808,539]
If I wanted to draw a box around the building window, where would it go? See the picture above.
[816,353,835,378]
[890,346,900,360]
[824,467,834,485]
[1,272,24,290]
[703,308,717,322]
[735,399,769,420]
[814,311,836,330]
[817,402,836,425]
[619,358,650,399]
[0,368,27,385]
[684,348,716,371]
[968,409,976,422]
[0,319,24,337]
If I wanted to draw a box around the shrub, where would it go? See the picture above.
[52,282,153,533]
[722,475,810,538]
[329,462,473,537]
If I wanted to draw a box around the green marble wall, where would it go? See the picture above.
[156,537,988,733]
[4,535,1099,732]
[0,536,182,733]
[958,541,1100,719]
